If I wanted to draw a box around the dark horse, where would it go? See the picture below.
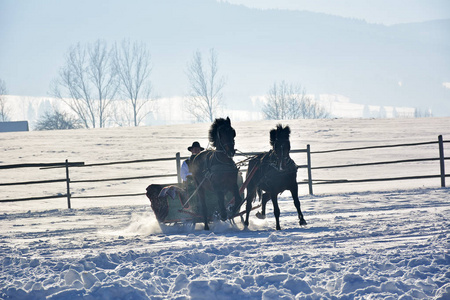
[244,124,307,230]
[189,117,242,230]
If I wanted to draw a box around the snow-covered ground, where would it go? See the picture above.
[1,117,449,299]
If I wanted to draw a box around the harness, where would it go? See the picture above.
[182,150,238,209]
[204,151,238,179]
[262,150,295,171]
[256,150,297,189]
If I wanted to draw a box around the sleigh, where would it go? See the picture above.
[146,167,260,226]
[146,174,244,225]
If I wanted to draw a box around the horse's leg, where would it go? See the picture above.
[216,190,227,221]
[227,184,243,218]
[259,192,271,218]
[198,188,209,230]
[271,193,281,230]
[257,188,262,202]
[244,187,256,227]
[290,185,307,226]
[234,182,243,209]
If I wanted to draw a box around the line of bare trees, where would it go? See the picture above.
[262,81,329,120]
[1,42,439,128]
[51,39,154,128]
[2,42,331,130]
[50,41,329,128]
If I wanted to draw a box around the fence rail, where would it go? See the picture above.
[0,162,84,170]
[306,135,447,194]
[311,157,448,170]
[70,174,177,184]
[1,150,311,207]
[311,174,450,185]
[1,135,447,208]
[0,178,67,186]
[310,140,444,154]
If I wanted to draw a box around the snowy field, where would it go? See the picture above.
[1,117,449,299]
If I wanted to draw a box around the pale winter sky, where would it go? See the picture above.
[0,0,449,117]
[224,0,450,25]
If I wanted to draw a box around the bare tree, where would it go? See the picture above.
[51,40,118,128]
[186,49,225,122]
[0,79,10,122]
[35,108,82,130]
[298,95,330,119]
[262,81,329,120]
[113,39,154,126]
[414,108,433,118]
[263,81,297,120]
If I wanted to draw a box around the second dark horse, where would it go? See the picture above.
[190,117,242,230]
[244,124,307,230]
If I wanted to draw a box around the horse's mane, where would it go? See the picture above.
[270,124,291,146]
[209,117,235,148]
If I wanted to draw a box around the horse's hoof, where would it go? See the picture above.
[256,211,266,219]
[276,226,281,230]
[226,205,235,215]
[220,213,227,222]
[299,219,307,226]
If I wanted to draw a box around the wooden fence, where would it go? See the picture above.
[306,135,448,194]
[0,135,447,208]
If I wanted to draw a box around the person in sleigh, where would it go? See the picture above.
[180,141,204,183]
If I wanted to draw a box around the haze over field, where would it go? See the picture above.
[1,0,449,120]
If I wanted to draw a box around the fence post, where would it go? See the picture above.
[176,152,182,185]
[307,144,313,195]
[438,135,445,187]
[65,159,71,209]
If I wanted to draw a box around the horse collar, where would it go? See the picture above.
[212,150,235,165]
[264,150,294,172]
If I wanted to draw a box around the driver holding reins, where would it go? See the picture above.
[180,141,204,182]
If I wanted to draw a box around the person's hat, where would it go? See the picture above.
[188,141,204,152]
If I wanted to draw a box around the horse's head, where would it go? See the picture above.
[209,117,236,157]
[270,124,291,170]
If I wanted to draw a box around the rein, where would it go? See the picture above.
[180,177,206,209]
[234,149,258,165]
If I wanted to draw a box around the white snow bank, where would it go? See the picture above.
[1,188,449,299]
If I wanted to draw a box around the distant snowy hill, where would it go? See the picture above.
[3,94,418,128]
